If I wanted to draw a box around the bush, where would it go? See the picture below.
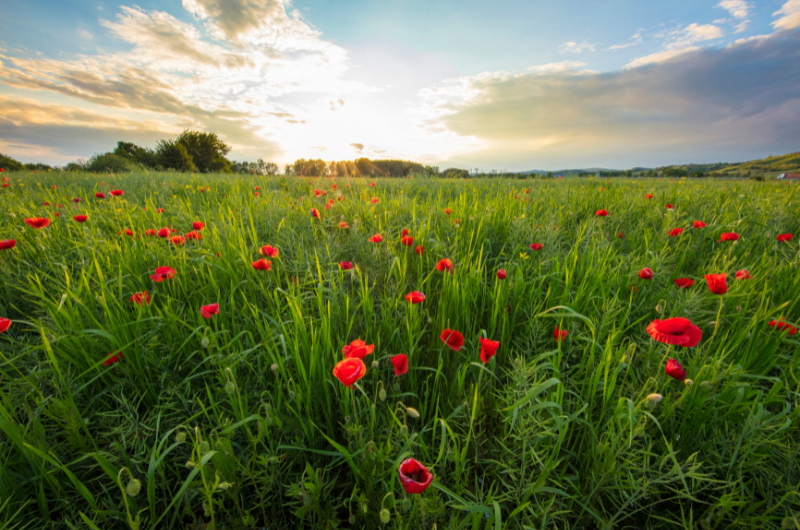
[156,140,197,172]
[176,130,231,173]
[0,153,25,171]
[86,153,134,173]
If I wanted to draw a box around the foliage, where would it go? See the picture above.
[231,160,279,175]
[663,166,688,178]
[176,130,232,173]
[0,152,25,171]
[441,167,470,179]
[114,141,159,169]
[155,140,198,172]
[86,152,135,173]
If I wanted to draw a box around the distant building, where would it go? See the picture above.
[777,173,800,179]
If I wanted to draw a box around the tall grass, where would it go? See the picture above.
[0,172,798,529]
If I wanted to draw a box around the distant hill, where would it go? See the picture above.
[709,152,800,175]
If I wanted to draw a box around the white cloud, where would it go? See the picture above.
[624,47,701,68]
[607,31,642,50]
[665,23,724,49]
[717,0,751,19]
[558,41,595,54]
[78,29,93,40]
[773,0,800,29]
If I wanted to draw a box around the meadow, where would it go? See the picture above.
[0,170,799,530]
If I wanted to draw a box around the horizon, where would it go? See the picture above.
[1,0,799,171]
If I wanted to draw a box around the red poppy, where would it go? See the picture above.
[339,261,354,270]
[401,228,409,237]
[193,221,205,230]
[553,326,567,342]
[119,228,134,237]
[254,192,260,197]
[496,269,507,280]
[436,258,453,273]
[42,201,50,206]
[440,329,464,351]
[0,240,16,250]
[401,236,413,247]
[368,234,383,243]
[639,267,654,280]
[718,232,739,242]
[530,243,543,251]
[338,221,350,229]
[157,228,170,238]
[314,189,322,196]
[157,208,164,214]
[674,278,694,288]
[185,231,202,240]
[95,192,105,199]
[735,270,752,280]
[371,197,379,204]
[704,273,727,295]
[72,197,82,203]
[596,209,608,217]
[311,208,320,218]
[102,351,124,366]
[405,291,425,304]
[150,266,176,282]
[645,194,654,199]
[617,232,624,239]
[24,217,50,229]
[777,233,793,242]
[131,291,150,305]
[665,358,687,381]
[391,353,409,376]
[254,186,261,191]
[110,190,124,197]
[398,458,433,494]
[665,204,673,210]
[668,228,683,237]
[768,320,797,335]
[200,303,219,319]
[171,235,186,246]
[255,245,278,258]
[479,337,499,363]
[415,245,424,255]
[252,258,272,271]
[693,220,706,229]
[1,184,8,188]
[0,317,11,333]
[444,208,452,215]
[73,215,87,223]
[646,318,702,347]
[144,229,156,236]
[54,212,61,218]
[342,339,374,360]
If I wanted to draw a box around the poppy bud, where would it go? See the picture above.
[380,509,391,524]
[684,379,694,388]
[199,441,210,454]
[175,431,186,443]
[361,501,368,513]
[186,460,195,468]
[349,515,356,524]
[646,393,663,408]
[393,382,400,392]
[400,425,408,436]
[699,381,713,390]
[371,360,379,370]
[379,388,387,401]
[655,304,662,314]
[126,478,142,497]
[201,337,210,348]
[225,382,235,395]
[271,363,279,373]
[406,407,420,419]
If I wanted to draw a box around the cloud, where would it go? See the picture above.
[350,143,364,153]
[607,31,643,50]
[717,0,750,19]
[78,30,94,40]
[558,41,595,54]
[664,23,724,49]
[429,30,800,169]
[773,0,800,29]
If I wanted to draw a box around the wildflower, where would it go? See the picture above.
[200,303,219,319]
[665,358,687,381]
[674,278,694,288]
[693,220,706,229]
[646,393,663,407]
[252,259,272,271]
[343,339,374,360]
[646,318,702,347]
[596,209,609,217]
[436,258,454,273]
[74,215,88,223]
[157,228,170,238]
[102,352,124,366]
[338,221,349,229]
[639,267,654,280]
[171,235,186,245]
[496,269,507,280]
[704,273,727,295]
[150,266,176,282]
[440,329,465,351]
[144,229,156,236]
[131,291,150,305]
[444,208,452,215]
[717,232,739,242]
[414,245,424,256]
[310,208,320,218]
[371,197,379,204]
[258,245,279,258]
[668,228,683,237]
[110,190,124,197]
[339,261,354,270]
[777,233,793,242]
[185,231,202,240]
[735,270,752,280]
[553,326,567,342]
[401,228,409,237]
[157,208,164,213]
[405,291,425,304]
[0,240,16,250]
[665,204,673,210]
[332,357,367,387]
[193,221,205,230]
[24,217,50,229]
[645,194,653,199]
[401,236,413,247]
[617,232,624,238]
[530,243,543,251]
[768,320,797,335]
[95,192,105,199]
[398,458,433,494]
[479,337,499,363]
[0,317,11,333]
[392,354,409,376]
[72,197,82,203]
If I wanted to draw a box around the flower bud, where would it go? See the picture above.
[201,337,210,348]
[271,363,279,373]
[646,393,663,408]
[379,389,386,401]
[684,379,694,388]
[126,478,141,497]
[186,460,195,468]
[655,304,663,314]
[380,509,391,524]
[199,441,210,454]
[406,407,420,419]
[218,481,233,491]
[371,360,379,370]
[225,382,235,395]
[175,431,186,443]
[400,425,408,437]
[349,515,356,524]
[361,501,368,513]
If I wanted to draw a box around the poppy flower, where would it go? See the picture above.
[405,291,425,304]
[665,204,673,210]
[444,208,452,215]
[368,234,383,243]
[693,220,706,229]
[371,197,379,204]
[617,232,624,239]
[440,329,464,351]
[398,458,433,494]
[254,192,260,197]
[119,228,134,237]
[252,258,272,271]
[718,232,739,242]
[596,209,608,217]
[1,184,8,188]
[24,217,50,229]
[131,291,150,305]
[777,233,793,242]
[668,228,683,237]
[639,267,653,280]
[171,235,186,246]
[665,358,687,381]
[102,352,124,366]
[704,273,727,295]
[95,192,105,199]
[144,229,156,236]
[735,270,752,280]
[73,215,88,223]
[401,236,413,247]
[339,261,354,270]
[768,320,797,335]
[530,243,543,251]
[110,190,123,197]
[42,201,51,206]
[157,208,164,214]
[436,258,454,273]
[646,317,702,347]
[553,326,567,342]
[338,221,349,229]
[645,194,653,199]
[311,208,320,218]
[496,269,507,280]
[401,228,409,237]
[314,189,322,197]
[72,197,82,203]
[414,245,424,256]
[54,213,61,218]
[200,303,219,319]
[185,231,202,240]
[0,317,11,333]
[193,221,205,230]
[391,353,409,376]
[674,278,694,288]
[157,228,170,238]
[0,240,17,250]
[479,337,499,363]
[254,186,261,191]
[150,266,176,282]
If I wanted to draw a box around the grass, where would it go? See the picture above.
[0,170,799,529]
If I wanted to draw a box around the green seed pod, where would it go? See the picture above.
[199,441,210,454]
[393,382,400,392]
[400,425,408,437]
[126,478,141,497]
[379,389,387,401]
[225,382,235,395]
[406,407,420,419]
[380,508,391,524]
[186,460,195,469]
[361,501,368,513]
[371,360,379,370]
[201,337,210,348]
[175,431,186,443]
[349,515,356,524]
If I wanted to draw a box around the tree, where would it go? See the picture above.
[86,153,135,173]
[114,141,158,168]
[175,130,231,173]
[663,167,688,178]
[0,153,24,171]
[156,140,197,172]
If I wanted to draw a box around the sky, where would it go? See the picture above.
[1,0,799,170]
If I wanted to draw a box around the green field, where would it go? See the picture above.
[0,171,799,529]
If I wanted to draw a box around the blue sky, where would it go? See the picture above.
[1,0,799,169]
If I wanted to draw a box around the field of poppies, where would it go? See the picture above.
[0,170,799,529]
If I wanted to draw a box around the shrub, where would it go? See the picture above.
[86,152,134,173]
[156,140,197,172]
